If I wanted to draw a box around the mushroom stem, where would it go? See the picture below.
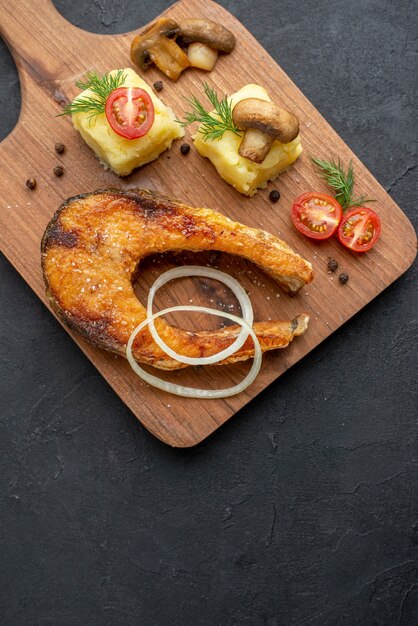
[238,129,275,164]
[232,98,300,163]
[187,42,219,71]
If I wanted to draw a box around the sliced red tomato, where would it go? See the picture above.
[105,87,154,140]
[338,207,381,252]
[291,192,343,240]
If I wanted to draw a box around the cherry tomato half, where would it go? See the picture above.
[291,192,343,240]
[338,207,381,252]
[105,87,155,140]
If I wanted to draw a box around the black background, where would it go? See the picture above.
[1,1,417,624]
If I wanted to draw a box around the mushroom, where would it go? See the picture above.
[177,18,236,72]
[232,98,300,164]
[130,18,190,81]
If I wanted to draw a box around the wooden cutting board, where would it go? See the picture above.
[0,0,416,447]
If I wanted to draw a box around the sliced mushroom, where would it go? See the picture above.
[130,18,190,81]
[177,18,235,71]
[232,98,300,163]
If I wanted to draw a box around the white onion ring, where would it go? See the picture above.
[146,266,253,366]
[126,306,262,399]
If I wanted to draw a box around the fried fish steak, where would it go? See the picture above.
[41,188,313,370]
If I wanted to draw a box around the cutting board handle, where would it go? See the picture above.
[0,0,89,78]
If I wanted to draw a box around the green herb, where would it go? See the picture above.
[311,156,374,210]
[177,83,241,141]
[57,70,127,120]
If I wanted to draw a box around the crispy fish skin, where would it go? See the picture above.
[41,189,312,370]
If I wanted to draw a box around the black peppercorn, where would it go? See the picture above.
[53,165,64,177]
[55,142,65,154]
[327,259,338,272]
[26,177,36,190]
[180,143,190,155]
[269,189,280,203]
[153,80,164,92]
[339,272,349,284]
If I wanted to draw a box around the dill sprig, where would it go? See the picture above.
[58,70,127,120]
[177,83,242,141]
[311,156,374,210]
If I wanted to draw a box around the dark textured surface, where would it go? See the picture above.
[1,0,417,624]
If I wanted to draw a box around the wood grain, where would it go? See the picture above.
[0,0,416,447]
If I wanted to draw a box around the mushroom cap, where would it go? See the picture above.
[177,18,236,53]
[130,18,181,69]
[232,98,300,144]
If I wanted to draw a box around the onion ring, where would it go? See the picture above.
[127,306,262,399]
[146,266,253,366]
